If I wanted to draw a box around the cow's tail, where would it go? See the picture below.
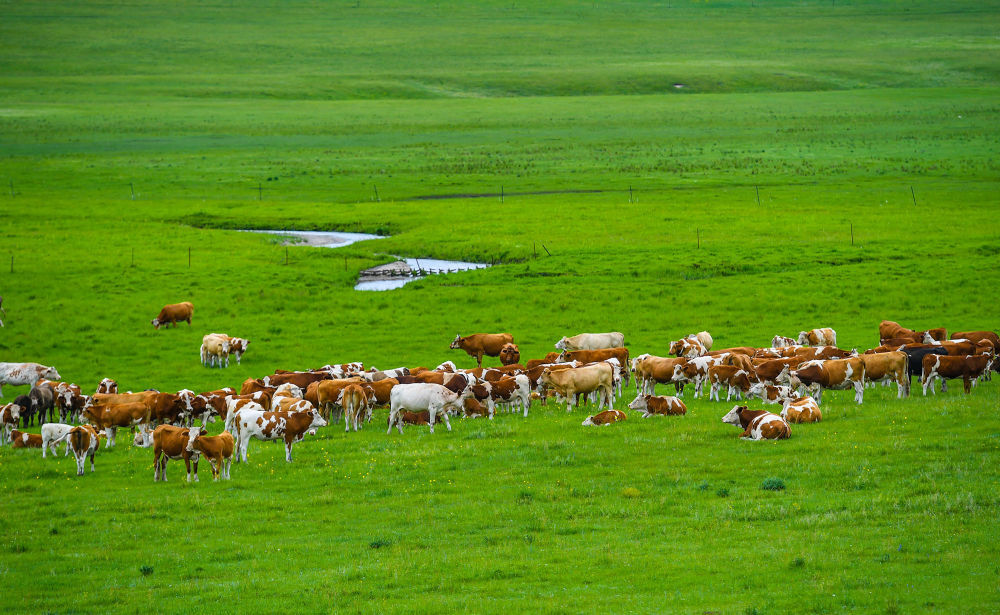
[71,428,84,456]
[903,352,910,396]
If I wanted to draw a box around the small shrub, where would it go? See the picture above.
[697,481,709,491]
[716,488,730,498]
[518,490,534,504]
[791,557,805,568]
[49,527,58,536]
[140,565,153,576]
[760,477,786,491]
[369,538,393,549]
[621,487,641,499]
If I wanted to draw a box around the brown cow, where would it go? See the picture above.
[341,384,370,432]
[780,397,821,424]
[751,357,801,385]
[558,348,630,386]
[632,355,686,396]
[721,406,790,440]
[389,410,431,426]
[264,370,330,389]
[83,401,152,447]
[628,394,686,417]
[919,327,948,343]
[240,378,273,396]
[10,429,42,448]
[499,343,521,366]
[151,302,193,329]
[789,358,866,404]
[541,363,614,412]
[450,333,514,367]
[921,354,991,395]
[858,351,909,398]
[879,320,916,342]
[363,378,398,407]
[792,346,856,360]
[462,398,490,418]
[186,427,235,480]
[152,425,199,482]
[951,331,1000,347]
[526,353,561,370]
[315,378,363,421]
[581,409,627,426]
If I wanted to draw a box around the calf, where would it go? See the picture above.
[721,405,791,440]
[186,427,235,481]
[10,429,43,448]
[68,425,98,476]
[234,408,327,462]
[780,397,821,424]
[921,354,990,395]
[581,409,627,426]
[41,423,75,458]
[152,425,199,481]
[628,395,686,417]
[462,398,490,418]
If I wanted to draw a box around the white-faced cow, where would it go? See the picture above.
[0,362,60,398]
[151,302,193,329]
[721,405,791,440]
[797,328,837,347]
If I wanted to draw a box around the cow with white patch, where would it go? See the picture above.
[797,327,837,346]
[789,357,866,404]
[152,425,200,481]
[707,365,752,402]
[628,394,686,417]
[68,425,99,476]
[669,337,707,359]
[151,301,193,329]
[96,378,118,394]
[234,408,327,462]
[41,423,75,457]
[921,354,991,395]
[555,332,625,352]
[672,355,727,398]
[11,429,43,448]
[721,405,791,440]
[581,409,627,426]
[780,397,821,423]
[185,427,235,481]
[201,333,231,368]
[746,382,796,405]
[771,335,797,348]
[387,383,465,434]
[1,403,21,444]
[0,362,60,398]
[488,374,531,417]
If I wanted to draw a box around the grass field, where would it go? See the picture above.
[1,1,999,613]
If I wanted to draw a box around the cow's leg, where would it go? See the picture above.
[88,449,95,472]
[940,378,947,393]
[441,408,452,432]
[428,407,436,433]
[193,458,199,482]
[387,409,397,435]
[285,439,293,462]
[185,457,192,482]
[345,407,351,432]
[855,380,864,404]
[963,375,972,394]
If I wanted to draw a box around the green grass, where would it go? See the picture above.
[1,0,999,612]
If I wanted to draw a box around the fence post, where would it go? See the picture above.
[755,185,761,207]
[130,182,135,200]
[258,183,263,201]
[500,186,504,204]
[910,186,917,207]
[850,223,854,246]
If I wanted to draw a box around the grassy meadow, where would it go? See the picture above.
[1,0,999,612]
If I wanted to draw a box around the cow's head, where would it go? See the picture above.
[556,351,569,363]
[450,335,464,349]
[668,340,683,356]
[307,410,327,431]
[499,343,520,366]
[721,405,746,427]
[151,318,161,329]
[554,337,568,350]
[40,366,60,381]
[628,395,648,411]
[185,426,207,452]
[797,331,810,345]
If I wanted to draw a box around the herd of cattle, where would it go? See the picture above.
[0,320,997,482]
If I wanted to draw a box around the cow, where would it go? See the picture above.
[10,429,43,448]
[797,328,837,346]
[950,330,1000,347]
[0,362,60,398]
[264,370,330,390]
[721,405,791,440]
[97,378,118,394]
[858,351,909,398]
[628,394,686,417]
[41,422,75,458]
[14,394,34,427]
[340,383,370,432]
[540,363,614,413]
[746,382,796,404]
[581,409,627,426]
[228,337,250,364]
[450,333,515,367]
[488,374,531,417]
[672,355,727,398]
[67,425,99,476]
[706,365,752,402]
[389,410,433,427]
[558,348,630,385]
[201,334,231,368]
[669,337,707,359]
[147,392,188,426]
[26,383,56,424]
[82,394,154,447]
[185,427,235,481]
[387,383,465,434]
[52,383,85,423]
[234,408,327,462]
[362,378,398,408]
[919,327,948,343]
[879,320,917,343]
[499,343,521,366]
[240,378,272,396]
[780,397,821,423]
[900,346,949,384]
[724,353,755,373]
[224,399,265,433]
[687,331,714,351]
[771,335,797,348]
[1,403,21,444]
[792,346,856,360]
[315,378,363,421]
[789,357,866,404]
[921,354,991,395]
[632,355,686,396]
[269,383,304,409]
[555,332,625,352]
[526,353,562,370]
[152,425,200,481]
[151,301,193,329]
[462,398,490,418]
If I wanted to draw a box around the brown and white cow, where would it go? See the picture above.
[1,403,21,444]
[797,328,837,347]
[746,382,796,405]
[558,348,630,385]
[151,301,193,329]
[921,354,991,395]
[96,378,118,394]
[858,351,909,398]
[450,333,515,367]
[152,425,200,481]
[791,346,857,360]
[488,374,531,417]
[234,407,327,462]
[185,427,235,481]
[789,357,866,404]
[628,394,686,417]
[669,337,707,359]
[555,332,625,352]
[68,425,99,476]
[462,398,491,419]
[526,353,562,370]
[950,330,1000,347]
[780,397,821,424]
[721,405,791,440]
[632,355,687,396]
[340,384,370,432]
[581,409,627,426]
[10,429,43,448]
[0,362,60,398]
[315,378,363,421]
[499,343,521,366]
[672,355,727,398]
[84,400,152,447]
[707,365,752,402]
[771,335,797,348]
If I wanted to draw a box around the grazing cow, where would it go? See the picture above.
[879,320,917,343]
[707,365,752,402]
[0,362,60,398]
[921,354,991,395]
[488,374,531,417]
[858,351,909,397]
[41,423,75,458]
[96,378,118,394]
[387,383,465,434]
[462,398,491,418]
[228,337,250,364]
[1,403,21,444]
[669,337,707,359]
[235,408,327,462]
[771,335,797,348]
[201,333,231,368]
[746,382,796,404]
[185,427,235,481]
[672,355,726,398]
[721,406,791,440]
[499,343,521,366]
[780,397,821,423]
[152,425,200,481]
[797,328,837,346]
[950,330,1000,347]
[11,429,43,448]
[450,333,515,367]
[526,353,562,370]
[628,394,686,417]
[540,363,614,413]
[919,327,948,343]
[151,301,193,329]
[555,332,625,352]
[68,425,98,476]
[341,384,370,432]
[582,409,627,426]
[789,357,866,404]
[14,395,34,427]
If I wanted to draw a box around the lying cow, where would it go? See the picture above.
[387,383,465,434]
[721,405,791,440]
[186,427,235,481]
[10,429,43,448]
[450,333,515,367]
[151,301,193,329]
[628,394,686,417]
[771,335,797,348]
[582,409,627,426]
[780,397,821,423]
[0,362,60,398]
[555,332,625,352]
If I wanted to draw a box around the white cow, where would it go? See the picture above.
[41,423,75,458]
[554,332,625,351]
[234,408,327,462]
[386,383,464,434]
[0,362,60,397]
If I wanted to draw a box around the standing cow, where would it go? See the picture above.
[151,302,194,329]
[555,332,625,352]
[0,362,60,398]
[450,333,514,368]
